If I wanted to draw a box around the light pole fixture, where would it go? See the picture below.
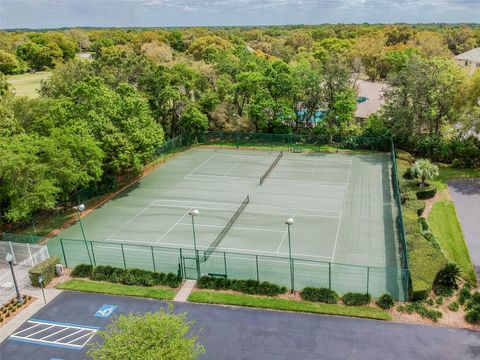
[6,253,23,305]
[188,209,200,278]
[285,218,294,293]
[73,204,92,266]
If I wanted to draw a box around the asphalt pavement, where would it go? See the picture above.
[0,291,479,359]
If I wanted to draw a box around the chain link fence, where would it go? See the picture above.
[0,242,50,306]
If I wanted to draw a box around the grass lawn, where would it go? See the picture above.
[188,290,392,321]
[56,279,176,300]
[428,200,477,284]
[7,71,51,97]
[433,166,480,190]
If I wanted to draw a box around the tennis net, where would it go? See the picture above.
[259,151,283,185]
[203,195,250,261]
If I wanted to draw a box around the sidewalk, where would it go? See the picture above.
[0,286,62,342]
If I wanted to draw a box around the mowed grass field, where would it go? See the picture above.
[7,71,51,97]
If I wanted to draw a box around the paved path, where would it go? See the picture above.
[1,291,479,359]
[173,279,196,302]
[449,179,480,280]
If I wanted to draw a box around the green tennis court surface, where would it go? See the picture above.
[48,147,406,299]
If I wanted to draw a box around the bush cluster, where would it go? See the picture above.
[342,293,371,306]
[28,256,60,287]
[196,276,286,296]
[415,186,437,200]
[72,264,182,288]
[376,293,395,309]
[71,264,93,278]
[397,301,442,322]
[397,157,447,300]
[300,287,339,304]
[464,292,480,324]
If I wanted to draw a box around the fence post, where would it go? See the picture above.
[328,262,331,290]
[90,242,96,266]
[236,132,239,149]
[179,248,183,278]
[223,252,227,277]
[291,258,295,291]
[27,243,34,266]
[256,255,259,282]
[366,266,370,294]
[60,238,68,268]
[151,246,156,272]
[8,242,16,264]
[121,244,126,269]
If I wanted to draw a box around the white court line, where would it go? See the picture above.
[266,177,347,188]
[331,159,352,262]
[97,241,332,260]
[103,200,157,241]
[282,157,353,164]
[176,222,285,233]
[56,329,85,342]
[276,229,288,253]
[155,208,192,244]
[185,173,257,182]
[185,153,216,178]
[307,162,318,182]
[149,203,342,218]
[209,153,279,160]
[224,161,241,176]
[12,323,42,336]
[66,331,96,345]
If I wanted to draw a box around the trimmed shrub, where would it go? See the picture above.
[197,276,286,296]
[416,186,437,200]
[465,292,480,310]
[89,265,182,288]
[458,286,471,305]
[448,301,460,312]
[434,285,454,297]
[71,264,93,278]
[397,302,442,322]
[342,293,371,306]
[301,287,339,304]
[29,256,60,287]
[465,309,480,324]
[435,263,461,289]
[376,293,395,309]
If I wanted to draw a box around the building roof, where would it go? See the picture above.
[354,80,389,118]
[455,47,480,61]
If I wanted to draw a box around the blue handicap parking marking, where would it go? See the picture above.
[94,304,118,318]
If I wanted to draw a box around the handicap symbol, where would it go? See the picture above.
[95,304,118,318]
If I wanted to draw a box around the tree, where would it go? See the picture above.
[0,50,22,74]
[88,309,204,360]
[411,159,439,187]
[324,88,357,140]
[382,55,465,141]
[179,105,209,134]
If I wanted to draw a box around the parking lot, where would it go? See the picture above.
[1,291,480,359]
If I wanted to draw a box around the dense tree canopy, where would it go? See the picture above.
[1,24,480,225]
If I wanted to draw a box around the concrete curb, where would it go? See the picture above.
[0,288,62,343]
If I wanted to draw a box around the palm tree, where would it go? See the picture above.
[411,159,439,187]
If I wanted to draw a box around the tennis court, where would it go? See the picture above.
[48,147,406,299]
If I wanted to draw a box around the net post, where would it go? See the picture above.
[328,262,331,290]
[366,266,370,295]
[256,255,259,282]
[195,249,200,279]
[121,244,126,269]
[223,252,227,277]
[151,246,156,272]
[60,238,68,268]
[90,241,96,266]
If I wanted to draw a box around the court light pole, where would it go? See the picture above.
[6,253,23,305]
[285,218,294,293]
[188,209,200,278]
[73,204,92,266]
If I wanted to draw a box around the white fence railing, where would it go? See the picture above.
[0,242,49,306]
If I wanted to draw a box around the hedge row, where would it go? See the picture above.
[416,186,437,200]
[300,287,383,307]
[197,276,286,296]
[28,256,60,287]
[71,264,182,288]
[397,155,447,300]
